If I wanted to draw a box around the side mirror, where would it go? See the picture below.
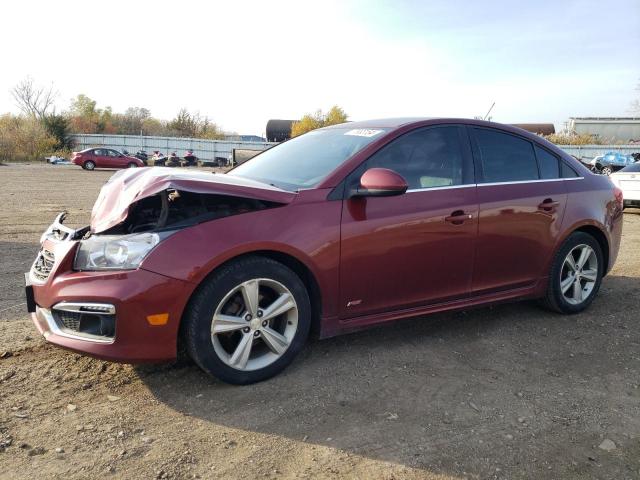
[350,168,408,198]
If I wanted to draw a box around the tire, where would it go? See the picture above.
[601,165,613,176]
[540,232,604,314]
[127,162,138,168]
[83,160,96,171]
[183,256,311,384]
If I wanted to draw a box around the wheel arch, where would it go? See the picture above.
[552,222,610,278]
[178,249,324,349]
[572,225,610,276]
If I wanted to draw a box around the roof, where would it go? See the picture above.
[324,118,433,129]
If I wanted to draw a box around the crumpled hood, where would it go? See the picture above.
[90,167,296,233]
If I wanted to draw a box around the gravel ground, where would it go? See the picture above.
[0,163,639,480]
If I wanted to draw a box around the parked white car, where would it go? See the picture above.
[610,163,640,209]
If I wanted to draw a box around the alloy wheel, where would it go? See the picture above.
[210,278,298,371]
[559,244,598,305]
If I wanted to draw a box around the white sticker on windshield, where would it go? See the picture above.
[344,129,384,138]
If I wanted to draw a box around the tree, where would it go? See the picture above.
[291,106,348,137]
[167,108,224,139]
[11,77,58,119]
[42,114,73,150]
[115,107,151,134]
[324,105,348,126]
[69,94,99,118]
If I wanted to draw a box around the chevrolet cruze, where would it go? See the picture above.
[26,118,623,384]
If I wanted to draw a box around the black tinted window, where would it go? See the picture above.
[474,129,538,183]
[535,146,560,179]
[561,162,579,177]
[366,126,465,189]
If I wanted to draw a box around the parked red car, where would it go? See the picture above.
[71,148,145,170]
[27,119,623,384]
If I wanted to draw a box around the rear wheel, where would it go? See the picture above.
[601,165,613,175]
[183,256,311,384]
[540,232,604,314]
[83,160,95,171]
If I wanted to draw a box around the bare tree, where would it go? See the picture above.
[11,77,58,119]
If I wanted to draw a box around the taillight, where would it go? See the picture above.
[614,185,623,208]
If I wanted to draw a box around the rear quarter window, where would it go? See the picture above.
[561,161,579,178]
[535,145,560,179]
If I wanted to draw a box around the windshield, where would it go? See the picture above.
[228,127,389,190]
[620,162,640,173]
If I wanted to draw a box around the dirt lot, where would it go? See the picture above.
[1,163,639,480]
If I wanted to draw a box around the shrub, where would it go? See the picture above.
[543,133,611,145]
[0,114,58,162]
[291,106,348,137]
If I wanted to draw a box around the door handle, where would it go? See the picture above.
[537,198,560,211]
[445,210,473,225]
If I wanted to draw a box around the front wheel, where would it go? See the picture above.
[601,165,613,175]
[127,162,138,168]
[183,256,311,384]
[540,232,604,314]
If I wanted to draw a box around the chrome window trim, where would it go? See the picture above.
[37,305,115,344]
[478,177,584,187]
[406,183,476,193]
[405,177,583,193]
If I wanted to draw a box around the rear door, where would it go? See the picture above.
[339,125,478,318]
[469,127,568,294]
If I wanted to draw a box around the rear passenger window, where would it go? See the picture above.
[366,126,466,189]
[474,128,538,183]
[561,162,579,178]
[535,146,560,179]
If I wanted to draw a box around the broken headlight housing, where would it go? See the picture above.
[74,232,165,271]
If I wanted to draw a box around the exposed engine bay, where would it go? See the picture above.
[103,190,279,235]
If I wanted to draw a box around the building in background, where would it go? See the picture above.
[568,117,640,142]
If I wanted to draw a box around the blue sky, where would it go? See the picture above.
[1,0,638,134]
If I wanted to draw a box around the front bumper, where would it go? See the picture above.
[29,216,195,363]
[31,266,194,362]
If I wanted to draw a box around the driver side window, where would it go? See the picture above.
[365,126,466,189]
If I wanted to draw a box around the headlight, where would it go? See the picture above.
[74,232,163,271]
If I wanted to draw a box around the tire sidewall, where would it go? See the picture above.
[185,257,311,384]
[550,232,604,313]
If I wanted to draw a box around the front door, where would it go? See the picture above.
[469,127,568,294]
[339,125,478,319]
[92,149,110,167]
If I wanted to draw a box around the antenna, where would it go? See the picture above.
[483,102,495,121]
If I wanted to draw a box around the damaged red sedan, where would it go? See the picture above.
[26,119,623,384]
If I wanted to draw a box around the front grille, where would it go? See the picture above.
[56,310,81,331]
[31,248,55,281]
